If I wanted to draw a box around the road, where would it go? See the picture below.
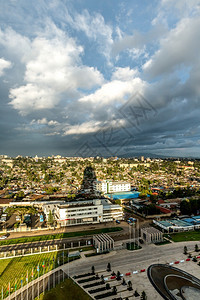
[64,240,200,275]
[0,225,128,252]
[0,222,129,252]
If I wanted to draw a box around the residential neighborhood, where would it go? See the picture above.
[0,155,200,234]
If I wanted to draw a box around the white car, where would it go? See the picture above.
[0,235,8,240]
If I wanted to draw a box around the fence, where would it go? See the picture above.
[0,239,92,259]
[4,267,67,300]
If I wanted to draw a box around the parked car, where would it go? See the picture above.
[16,215,21,221]
[116,220,121,224]
[0,235,8,240]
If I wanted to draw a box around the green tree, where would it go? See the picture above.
[193,256,197,262]
[48,210,54,225]
[14,222,20,229]
[115,199,121,205]
[16,207,30,224]
[184,246,188,255]
[180,200,192,215]
[15,191,25,200]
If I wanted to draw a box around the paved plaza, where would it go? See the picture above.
[63,241,200,299]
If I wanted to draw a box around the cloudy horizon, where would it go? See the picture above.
[1,0,200,158]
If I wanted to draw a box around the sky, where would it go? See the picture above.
[1,0,200,158]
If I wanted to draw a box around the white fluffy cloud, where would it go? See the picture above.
[0,28,31,62]
[7,26,104,115]
[0,58,12,76]
[9,84,58,115]
[63,121,102,135]
[111,67,138,81]
[63,118,126,136]
[79,76,145,106]
[31,118,59,126]
[24,36,103,91]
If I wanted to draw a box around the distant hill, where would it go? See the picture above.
[117,151,200,159]
[117,152,168,158]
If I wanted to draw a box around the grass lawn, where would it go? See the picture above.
[126,242,142,251]
[169,230,200,242]
[0,227,122,246]
[0,251,80,298]
[154,240,171,246]
[41,278,92,300]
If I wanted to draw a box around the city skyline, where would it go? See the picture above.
[0,1,200,158]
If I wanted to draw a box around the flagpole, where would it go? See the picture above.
[32,268,34,300]
[43,262,45,296]
[68,249,69,278]
[32,279,33,300]
[48,259,50,292]
[37,265,39,300]
[58,255,60,284]
[53,257,55,288]
[63,250,64,282]
[15,278,17,300]
[26,270,28,300]
[21,278,23,300]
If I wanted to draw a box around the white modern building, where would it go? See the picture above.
[94,181,108,193]
[94,180,131,194]
[102,199,123,222]
[43,199,123,226]
[141,227,163,244]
